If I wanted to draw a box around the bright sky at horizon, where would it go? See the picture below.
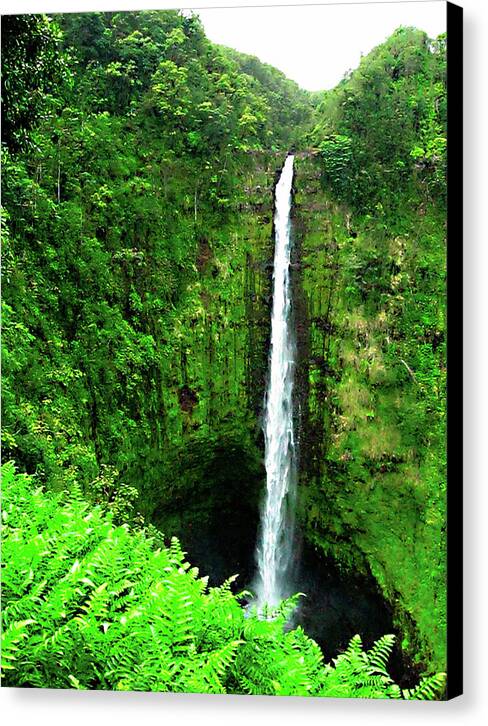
[195,1,447,91]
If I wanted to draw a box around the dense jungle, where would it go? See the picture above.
[1,10,447,698]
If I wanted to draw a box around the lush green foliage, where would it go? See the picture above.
[311,27,446,209]
[1,14,68,151]
[294,27,447,675]
[2,11,299,522]
[1,11,447,694]
[2,464,445,698]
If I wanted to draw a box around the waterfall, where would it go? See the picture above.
[255,154,297,610]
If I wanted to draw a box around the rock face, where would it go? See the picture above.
[2,143,285,588]
[163,149,446,680]
[149,152,285,583]
[292,153,447,675]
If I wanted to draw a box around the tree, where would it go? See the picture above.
[1,14,67,150]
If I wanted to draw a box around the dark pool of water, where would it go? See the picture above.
[173,516,418,688]
[288,541,419,687]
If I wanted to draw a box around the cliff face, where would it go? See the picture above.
[292,153,446,675]
[4,137,445,672]
[2,11,313,589]
[149,152,285,583]
[3,144,284,585]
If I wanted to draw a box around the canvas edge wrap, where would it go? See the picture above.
[446,0,463,701]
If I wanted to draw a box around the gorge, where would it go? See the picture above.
[2,10,447,695]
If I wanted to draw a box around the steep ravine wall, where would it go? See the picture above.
[292,153,446,676]
[3,146,285,588]
[150,152,285,584]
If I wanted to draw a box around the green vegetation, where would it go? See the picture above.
[1,13,447,696]
[2,464,445,698]
[2,11,297,536]
[294,27,447,673]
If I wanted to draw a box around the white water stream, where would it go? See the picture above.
[255,155,297,609]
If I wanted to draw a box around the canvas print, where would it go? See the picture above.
[1,1,461,699]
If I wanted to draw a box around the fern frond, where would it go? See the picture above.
[403,672,447,700]
[367,633,395,673]
[1,619,35,672]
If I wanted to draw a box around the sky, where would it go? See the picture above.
[7,1,447,92]
[195,1,447,91]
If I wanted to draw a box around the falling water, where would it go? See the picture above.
[255,154,297,609]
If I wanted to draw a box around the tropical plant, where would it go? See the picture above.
[2,464,445,698]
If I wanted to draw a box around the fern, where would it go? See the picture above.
[403,672,447,700]
[1,463,447,699]
[1,619,35,671]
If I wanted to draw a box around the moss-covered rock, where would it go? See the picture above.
[292,153,446,676]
